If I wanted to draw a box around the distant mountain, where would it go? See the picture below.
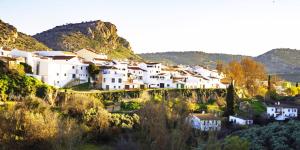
[255,48,300,74]
[140,49,300,82]
[0,19,50,51]
[139,51,247,68]
[34,20,141,60]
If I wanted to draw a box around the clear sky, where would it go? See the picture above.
[1,0,300,56]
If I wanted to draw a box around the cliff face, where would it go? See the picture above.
[34,20,140,60]
[0,19,50,51]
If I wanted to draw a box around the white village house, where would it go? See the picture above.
[267,102,298,121]
[189,113,222,131]
[229,115,253,125]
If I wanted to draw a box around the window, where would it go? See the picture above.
[72,66,75,69]
[118,86,121,89]
[64,73,66,76]
[57,73,59,76]
[114,86,116,89]
[57,81,59,83]
[1,52,3,55]
[81,67,83,70]
[118,78,122,83]
[112,78,115,83]
[103,78,106,82]
[72,74,76,78]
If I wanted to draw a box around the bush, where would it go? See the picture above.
[121,101,141,110]
[62,94,110,138]
[36,84,53,99]
[20,62,33,74]
[0,97,59,149]
[109,113,139,129]
[223,136,249,150]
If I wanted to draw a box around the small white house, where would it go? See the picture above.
[100,66,127,90]
[267,102,298,121]
[229,115,253,125]
[36,56,89,87]
[0,48,11,57]
[189,113,222,131]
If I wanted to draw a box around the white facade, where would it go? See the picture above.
[101,66,126,90]
[37,57,89,87]
[229,116,253,125]
[189,114,221,131]
[267,103,298,121]
[0,48,11,57]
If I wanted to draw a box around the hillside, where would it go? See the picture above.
[140,49,300,82]
[0,19,50,51]
[255,48,300,74]
[34,20,141,60]
[139,51,247,68]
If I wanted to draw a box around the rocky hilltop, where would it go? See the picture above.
[34,20,140,60]
[0,19,50,51]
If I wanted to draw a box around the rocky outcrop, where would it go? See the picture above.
[0,19,50,51]
[34,20,140,60]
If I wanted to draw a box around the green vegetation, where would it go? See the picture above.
[223,136,249,150]
[224,83,235,117]
[234,121,300,150]
[0,19,50,51]
[0,61,54,101]
[121,101,141,111]
[70,83,93,91]
[20,62,33,74]
[249,100,266,115]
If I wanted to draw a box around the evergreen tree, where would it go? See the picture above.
[296,82,299,87]
[267,75,271,91]
[225,82,235,117]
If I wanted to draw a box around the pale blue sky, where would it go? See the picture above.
[1,0,300,56]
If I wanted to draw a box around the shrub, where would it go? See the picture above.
[0,97,59,149]
[223,136,249,150]
[20,62,33,74]
[109,113,139,129]
[62,94,110,138]
[121,101,141,110]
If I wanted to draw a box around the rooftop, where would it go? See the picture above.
[193,113,222,120]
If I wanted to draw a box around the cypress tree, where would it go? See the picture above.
[296,82,299,87]
[267,75,271,91]
[225,82,235,117]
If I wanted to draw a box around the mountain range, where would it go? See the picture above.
[139,49,300,82]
